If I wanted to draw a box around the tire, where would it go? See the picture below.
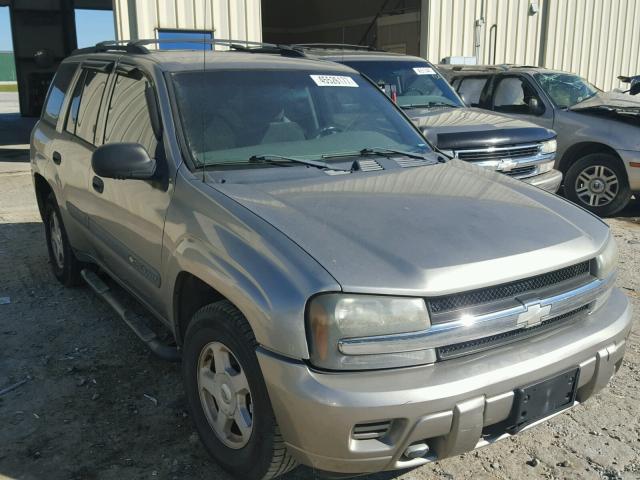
[564,153,631,217]
[182,301,297,480]
[43,193,84,287]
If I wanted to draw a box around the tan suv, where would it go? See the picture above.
[31,40,631,479]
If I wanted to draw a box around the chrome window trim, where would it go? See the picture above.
[337,273,615,356]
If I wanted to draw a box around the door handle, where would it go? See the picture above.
[92,176,104,194]
[52,151,62,165]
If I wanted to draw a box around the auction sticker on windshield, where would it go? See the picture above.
[413,67,436,75]
[310,75,359,87]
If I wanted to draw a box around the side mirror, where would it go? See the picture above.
[92,143,156,180]
[528,97,545,115]
[630,82,640,96]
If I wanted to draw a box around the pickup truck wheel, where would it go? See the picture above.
[564,153,630,216]
[44,194,83,287]
[182,301,297,479]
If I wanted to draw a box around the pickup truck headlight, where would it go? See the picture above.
[540,139,557,154]
[307,294,432,370]
[593,232,618,280]
[537,159,555,174]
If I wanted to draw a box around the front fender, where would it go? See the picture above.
[162,167,341,360]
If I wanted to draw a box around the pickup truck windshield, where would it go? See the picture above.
[340,60,464,109]
[534,73,599,108]
[172,70,431,168]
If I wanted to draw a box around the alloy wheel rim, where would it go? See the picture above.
[49,211,65,269]
[197,341,253,449]
[575,164,619,207]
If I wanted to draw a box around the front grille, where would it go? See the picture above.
[428,261,591,315]
[457,145,540,162]
[504,165,537,177]
[352,421,392,440]
[436,304,590,360]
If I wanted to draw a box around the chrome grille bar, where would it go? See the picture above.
[337,273,615,357]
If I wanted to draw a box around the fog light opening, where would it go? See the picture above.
[403,442,429,460]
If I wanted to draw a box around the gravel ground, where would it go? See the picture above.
[0,159,638,480]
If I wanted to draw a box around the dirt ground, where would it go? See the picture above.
[1,158,639,480]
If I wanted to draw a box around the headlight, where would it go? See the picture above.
[537,159,555,173]
[593,232,618,280]
[540,139,557,154]
[307,294,432,370]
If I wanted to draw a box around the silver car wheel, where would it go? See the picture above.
[574,165,619,207]
[49,210,65,269]
[197,341,253,449]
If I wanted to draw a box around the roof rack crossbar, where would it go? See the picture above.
[295,43,378,51]
[72,38,307,58]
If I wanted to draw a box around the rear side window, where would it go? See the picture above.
[457,77,488,106]
[103,74,158,156]
[42,63,77,126]
[65,69,109,144]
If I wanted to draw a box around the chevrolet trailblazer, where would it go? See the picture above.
[31,40,631,479]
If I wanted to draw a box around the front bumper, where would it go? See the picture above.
[617,148,640,191]
[258,288,631,475]
[522,168,563,193]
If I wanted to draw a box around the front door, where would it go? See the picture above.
[490,74,554,130]
[86,69,172,312]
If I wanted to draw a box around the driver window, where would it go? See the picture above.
[493,76,542,115]
[103,73,158,157]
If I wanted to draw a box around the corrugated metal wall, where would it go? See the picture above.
[421,0,640,90]
[113,0,262,45]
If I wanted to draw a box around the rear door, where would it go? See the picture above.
[48,61,112,255]
[488,74,554,129]
[453,75,489,107]
[85,65,171,311]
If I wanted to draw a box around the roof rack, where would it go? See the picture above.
[71,38,307,58]
[442,64,510,72]
[295,43,379,52]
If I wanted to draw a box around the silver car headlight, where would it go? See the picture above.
[591,232,618,312]
[537,159,555,174]
[540,139,557,154]
[593,232,618,280]
[307,294,432,370]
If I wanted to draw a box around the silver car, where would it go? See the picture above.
[31,40,631,479]
[445,66,640,216]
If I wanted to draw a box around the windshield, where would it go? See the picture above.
[534,72,599,108]
[172,70,431,168]
[340,60,464,109]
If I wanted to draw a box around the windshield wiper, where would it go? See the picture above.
[402,102,459,109]
[249,154,351,171]
[323,147,429,160]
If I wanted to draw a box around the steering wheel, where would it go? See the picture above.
[315,126,343,138]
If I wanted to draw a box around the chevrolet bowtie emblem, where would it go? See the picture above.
[517,302,552,329]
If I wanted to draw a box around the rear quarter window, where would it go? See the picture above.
[41,63,78,126]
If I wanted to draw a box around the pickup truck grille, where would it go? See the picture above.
[456,145,540,162]
[428,261,591,316]
[504,165,536,178]
[436,304,590,360]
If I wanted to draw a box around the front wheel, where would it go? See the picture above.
[43,193,83,286]
[564,153,631,217]
[182,301,297,479]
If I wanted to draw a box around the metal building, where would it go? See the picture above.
[3,0,640,116]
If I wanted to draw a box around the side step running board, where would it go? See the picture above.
[81,269,181,362]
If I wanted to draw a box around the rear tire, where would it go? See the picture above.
[182,301,297,479]
[43,193,83,287]
[564,153,630,217]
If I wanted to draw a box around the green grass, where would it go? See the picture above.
[0,83,18,92]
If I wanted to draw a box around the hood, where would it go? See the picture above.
[570,90,640,111]
[210,160,608,296]
[405,107,555,150]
